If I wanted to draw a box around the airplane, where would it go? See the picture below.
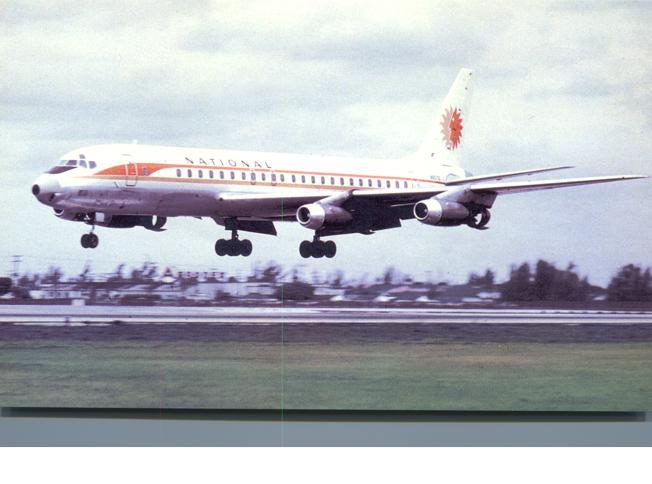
[31,68,646,258]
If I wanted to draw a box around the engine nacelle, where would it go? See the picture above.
[296,203,353,230]
[413,198,470,226]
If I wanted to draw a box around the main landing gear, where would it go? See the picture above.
[215,231,252,257]
[80,231,99,249]
[299,237,336,259]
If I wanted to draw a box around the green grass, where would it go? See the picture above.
[1,340,651,410]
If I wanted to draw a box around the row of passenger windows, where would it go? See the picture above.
[174,168,411,188]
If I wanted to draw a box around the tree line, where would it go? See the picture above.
[500,260,651,302]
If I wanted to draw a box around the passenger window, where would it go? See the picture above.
[404,181,408,188]
[209,170,214,179]
[272,173,277,182]
[251,172,256,181]
[368,179,372,187]
[377,179,381,187]
[358,179,363,186]
[349,178,354,186]
[187,169,192,177]
[292,174,296,183]
[301,175,306,183]
[330,177,334,185]
[261,173,266,181]
[321,176,325,184]
[386,180,391,188]
[79,160,87,168]
[280,174,285,182]
[395,180,399,188]
[311,176,316,184]
[176,169,181,177]
[340,177,344,185]
[89,161,97,169]
[198,170,203,178]
[220,171,224,179]
[241,172,246,180]
[230,171,235,179]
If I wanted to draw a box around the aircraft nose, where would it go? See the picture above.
[32,175,61,204]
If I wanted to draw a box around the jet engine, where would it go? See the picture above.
[413,198,470,226]
[296,203,353,230]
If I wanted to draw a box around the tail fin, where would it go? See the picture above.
[415,68,473,166]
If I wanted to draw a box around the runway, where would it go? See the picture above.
[0,304,650,325]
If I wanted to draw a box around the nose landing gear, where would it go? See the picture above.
[80,232,99,249]
[299,236,336,259]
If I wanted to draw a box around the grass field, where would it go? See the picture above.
[1,337,651,410]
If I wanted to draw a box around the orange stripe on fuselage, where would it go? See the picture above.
[95,162,444,185]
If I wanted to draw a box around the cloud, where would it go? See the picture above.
[0,0,650,284]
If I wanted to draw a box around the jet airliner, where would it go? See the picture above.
[32,69,646,258]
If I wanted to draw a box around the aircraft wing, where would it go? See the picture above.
[467,175,647,195]
[350,174,646,203]
[218,174,646,212]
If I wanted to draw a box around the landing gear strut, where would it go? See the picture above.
[215,230,253,257]
[80,231,99,249]
[299,236,336,259]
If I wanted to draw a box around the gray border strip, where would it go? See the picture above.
[1,410,650,446]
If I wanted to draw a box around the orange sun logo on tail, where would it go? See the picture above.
[440,106,463,150]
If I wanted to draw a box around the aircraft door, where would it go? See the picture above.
[125,162,138,187]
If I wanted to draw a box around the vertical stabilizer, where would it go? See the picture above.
[415,68,473,167]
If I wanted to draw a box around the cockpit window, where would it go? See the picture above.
[89,161,97,169]
[65,159,77,166]
[47,166,76,174]
[79,160,87,168]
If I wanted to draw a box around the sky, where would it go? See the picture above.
[1,0,650,285]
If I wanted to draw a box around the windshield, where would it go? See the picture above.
[47,165,76,174]
[49,158,97,173]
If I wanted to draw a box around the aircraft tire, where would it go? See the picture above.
[215,239,228,256]
[88,233,99,249]
[312,241,325,258]
[241,239,253,257]
[299,240,312,258]
[81,234,89,248]
[226,240,241,257]
[324,240,336,258]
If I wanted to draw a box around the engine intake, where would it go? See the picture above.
[296,203,352,230]
[413,198,470,226]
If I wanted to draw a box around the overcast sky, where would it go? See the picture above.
[1,0,650,285]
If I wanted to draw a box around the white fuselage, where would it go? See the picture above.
[33,144,467,220]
